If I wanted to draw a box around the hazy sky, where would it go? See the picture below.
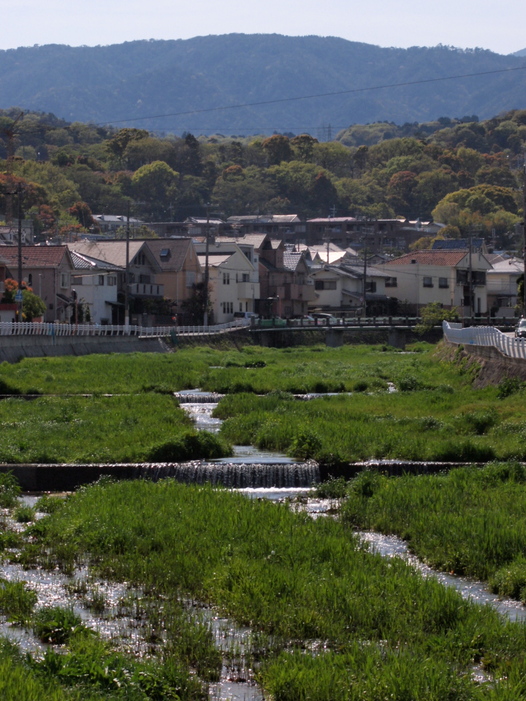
[4,0,525,55]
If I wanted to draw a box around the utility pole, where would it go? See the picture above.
[125,203,130,328]
[523,156,526,312]
[16,183,23,322]
[203,204,211,326]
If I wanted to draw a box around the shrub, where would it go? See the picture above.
[490,557,526,601]
[0,472,21,508]
[497,377,524,399]
[288,431,322,460]
[315,477,348,499]
[0,579,37,623]
[33,606,87,644]
[146,431,231,462]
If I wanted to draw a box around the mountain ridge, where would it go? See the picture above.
[1,35,526,136]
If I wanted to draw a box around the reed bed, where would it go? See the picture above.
[0,395,230,463]
[215,380,526,463]
[341,463,526,602]
[20,479,526,699]
[0,343,453,396]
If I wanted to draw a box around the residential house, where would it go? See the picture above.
[0,245,75,322]
[382,249,492,315]
[226,214,304,240]
[306,217,441,252]
[92,215,144,235]
[142,239,202,323]
[69,250,122,324]
[486,255,523,317]
[194,240,260,323]
[308,264,392,316]
[68,240,164,325]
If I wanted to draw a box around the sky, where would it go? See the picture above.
[3,0,526,56]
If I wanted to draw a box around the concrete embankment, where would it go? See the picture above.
[0,334,170,363]
[441,340,526,387]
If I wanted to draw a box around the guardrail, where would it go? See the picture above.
[253,316,422,329]
[0,319,251,338]
[442,320,526,360]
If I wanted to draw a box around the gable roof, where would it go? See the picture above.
[143,238,195,272]
[385,250,468,267]
[0,245,72,269]
[67,241,155,270]
[69,250,124,271]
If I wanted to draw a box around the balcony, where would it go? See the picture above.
[129,282,164,298]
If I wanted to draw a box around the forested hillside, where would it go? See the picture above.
[0,107,525,252]
[0,36,526,135]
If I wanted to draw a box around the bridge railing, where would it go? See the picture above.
[0,318,250,338]
[442,321,526,360]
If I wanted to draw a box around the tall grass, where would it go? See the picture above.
[21,479,526,698]
[215,382,526,463]
[341,463,526,599]
[0,395,230,463]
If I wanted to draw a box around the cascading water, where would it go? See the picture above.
[175,390,320,489]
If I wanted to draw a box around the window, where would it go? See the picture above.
[139,274,151,284]
[423,276,433,288]
[27,274,32,286]
[385,276,397,288]
[242,273,249,282]
[60,273,69,288]
[186,271,196,288]
[315,280,337,290]
[108,276,116,286]
[472,271,486,286]
[99,275,105,286]
[223,272,230,285]
[439,277,449,289]
[365,281,377,293]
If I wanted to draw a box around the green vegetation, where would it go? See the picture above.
[15,478,526,699]
[341,463,526,602]
[0,394,230,463]
[1,102,526,241]
[1,343,525,465]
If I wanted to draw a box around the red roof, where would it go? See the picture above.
[0,246,71,268]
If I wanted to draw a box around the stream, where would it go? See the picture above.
[1,391,526,699]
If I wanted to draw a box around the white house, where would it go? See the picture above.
[486,255,523,317]
[195,241,260,323]
[308,263,391,315]
[383,249,491,315]
[69,250,122,324]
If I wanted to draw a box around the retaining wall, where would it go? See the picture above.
[0,334,169,363]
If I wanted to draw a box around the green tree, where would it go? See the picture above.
[415,302,459,334]
[262,135,292,166]
[131,161,179,220]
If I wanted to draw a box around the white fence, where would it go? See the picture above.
[0,318,250,338]
[442,321,526,360]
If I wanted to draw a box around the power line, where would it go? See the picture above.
[97,64,526,127]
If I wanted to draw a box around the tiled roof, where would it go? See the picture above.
[67,241,147,269]
[69,250,124,271]
[0,245,70,268]
[283,251,304,271]
[385,250,467,267]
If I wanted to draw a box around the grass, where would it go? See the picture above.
[0,395,230,463]
[215,379,526,463]
[340,463,526,600]
[16,478,526,699]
